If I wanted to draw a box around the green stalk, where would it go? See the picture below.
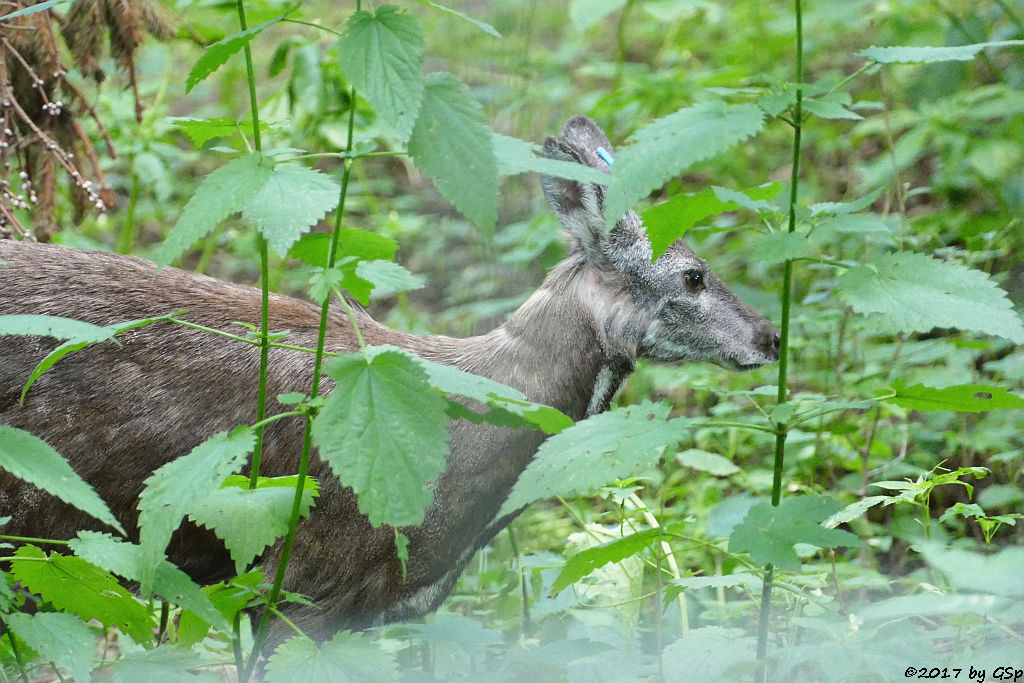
[233,0,269,489]
[756,0,803,679]
[240,79,361,683]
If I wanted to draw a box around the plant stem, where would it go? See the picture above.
[232,0,269,489]
[757,0,803,679]
[241,76,361,682]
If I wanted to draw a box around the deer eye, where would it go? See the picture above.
[682,269,704,292]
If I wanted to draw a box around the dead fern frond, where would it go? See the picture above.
[1,0,175,241]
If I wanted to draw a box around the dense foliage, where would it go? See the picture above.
[0,0,1022,681]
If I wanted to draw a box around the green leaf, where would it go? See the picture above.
[837,252,1024,343]
[0,314,106,340]
[243,163,340,256]
[917,542,1024,598]
[169,116,273,148]
[408,72,498,232]
[885,380,1024,413]
[550,528,661,596]
[492,133,609,184]
[102,646,213,683]
[569,0,626,32]
[159,153,271,266]
[809,187,884,216]
[9,545,155,644]
[677,449,740,476]
[14,313,179,403]
[366,345,572,434]
[177,571,266,647]
[312,351,450,527]
[265,631,398,683]
[137,427,255,590]
[640,184,780,260]
[69,531,231,632]
[670,574,763,591]
[728,495,861,571]
[189,475,320,575]
[605,102,765,229]
[355,260,426,299]
[413,1,501,38]
[0,0,73,21]
[500,402,689,516]
[0,426,125,535]
[186,14,287,93]
[289,229,397,267]
[860,40,1024,64]
[337,5,424,139]
[748,231,813,264]
[802,92,862,120]
[2,612,96,683]
[823,495,888,528]
[817,213,891,234]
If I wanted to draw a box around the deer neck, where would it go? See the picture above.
[452,256,640,420]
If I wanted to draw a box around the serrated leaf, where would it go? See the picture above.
[677,449,740,476]
[0,426,125,535]
[640,183,780,260]
[500,402,689,516]
[802,95,862,121]
[366,345,572,434]
[9,545,155,644]
[728,495,861,571]
[837,252,1024,343]
[103,646,213,683]
[860,40,1024,64]
[408,72,498,232]
[670,574,763,591]
[3,611,96,683]
[177,571,267,647]
[550,528,660,596]
[265,630,398,683]
[0,314,106,339]
[605,102,765,228]
[886,380,1024,412]
[312,351,450,528]
[186,15,287,93]
[159,154,271,266]
[14,313,178,403]
[750,231,813,264]
[809,187,885,216]
[355,260,426,299]
[337,6,424,138]
[492,133,608,184]
[189,475,320,575]
[169,116,272,148]
[137,427,255,591]
[69,531,230,632]
[289,229,397,267]
[823,495,888,528]
[243,163,340,256]
[817,213,891,234]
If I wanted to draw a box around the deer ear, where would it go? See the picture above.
[541,116,617,258]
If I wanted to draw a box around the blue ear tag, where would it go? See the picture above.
[596,147,614,167]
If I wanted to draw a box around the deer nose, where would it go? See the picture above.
[772,331,781,356]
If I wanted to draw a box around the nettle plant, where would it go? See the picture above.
[0,1,1023,681]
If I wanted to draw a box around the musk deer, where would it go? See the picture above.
[0,115,778,642]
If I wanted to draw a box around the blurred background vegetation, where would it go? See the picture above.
[3,0,1022,679]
